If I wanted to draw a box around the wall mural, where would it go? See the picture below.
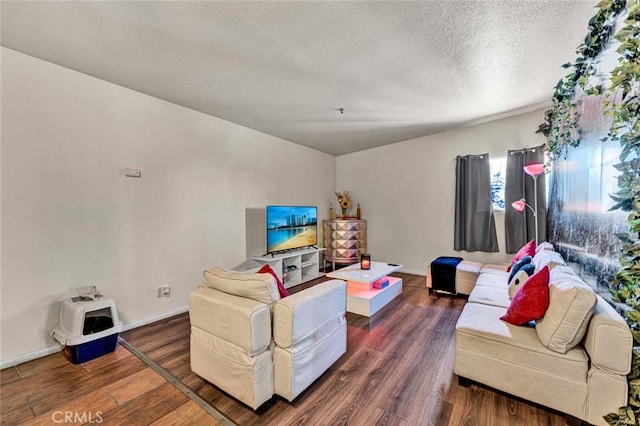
[548,94,628,297]
[542,2,639,422]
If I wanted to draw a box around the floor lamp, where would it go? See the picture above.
[511,163,545,245]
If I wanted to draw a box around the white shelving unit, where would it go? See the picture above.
[251,247,325,288]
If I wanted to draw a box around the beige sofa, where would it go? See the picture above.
[189,266,347,409]
[443,250,632,425]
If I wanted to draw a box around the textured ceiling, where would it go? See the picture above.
[1,1,597,155]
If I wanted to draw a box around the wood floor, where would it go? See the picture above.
[1,273,568,425]
[0,339,219,425]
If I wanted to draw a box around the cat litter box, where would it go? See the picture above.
[51,296,123,364]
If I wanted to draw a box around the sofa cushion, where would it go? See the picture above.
[501,266,550,326]
[453,260,482,295]
[583,295,633,375]
[456,302,589,382]
[457,260,483,275]
[508,240,536,271]
[189,286,272,355]
[475,272,508,289]
[535,266,597,354]
[480,264,509,275]
[468,285,510,308]
[273,280,346,349]
[203,266,281,306]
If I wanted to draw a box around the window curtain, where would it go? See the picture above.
[454,153,499,252]
[504,145,547,253]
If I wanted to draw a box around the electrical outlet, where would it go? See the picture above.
[157,285,171,298]
[124,168,142,178]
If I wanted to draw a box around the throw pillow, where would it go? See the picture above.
[535,241,555,253]
[531,249,566,271]
[507,240,536,272]
[508,264,536,299]
[258,264,289,298]
[535,265,597,353]
[507,256,532,283]
[500,266,550,326]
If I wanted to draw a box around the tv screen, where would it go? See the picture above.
[266,206,318,253]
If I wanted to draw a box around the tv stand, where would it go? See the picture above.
[266,245,318,258]
[251,247,325,289]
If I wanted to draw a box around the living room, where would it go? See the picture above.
[2,1,638,425]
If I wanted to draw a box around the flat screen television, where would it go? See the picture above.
[266,205,318,254]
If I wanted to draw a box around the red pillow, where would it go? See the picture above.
[500,266,550,326]
[507,240,536,272]
[258,264,289,298]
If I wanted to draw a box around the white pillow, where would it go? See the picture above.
[535,241,555,253]
[203,266,280,306]
[535,266,597,353]
[532,249,566,270]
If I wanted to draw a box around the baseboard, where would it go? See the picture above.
[0,344,62,369]
[0,305,189,369]
[121,305,189,332]
[399,268,426,276]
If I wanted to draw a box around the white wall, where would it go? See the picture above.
[337,109,548,275]
[0,48,336,364]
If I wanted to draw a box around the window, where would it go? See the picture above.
[490,157,506,210]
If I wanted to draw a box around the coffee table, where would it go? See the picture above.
[326,261,402,317]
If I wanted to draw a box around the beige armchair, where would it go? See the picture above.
[189,267,347,409]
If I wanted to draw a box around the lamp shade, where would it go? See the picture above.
[512,199,526,212]
[524,163,545,177]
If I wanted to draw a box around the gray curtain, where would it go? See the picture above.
[454,153,499,252]
[505,145,547,253]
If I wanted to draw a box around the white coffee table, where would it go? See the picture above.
[326,261,403,317]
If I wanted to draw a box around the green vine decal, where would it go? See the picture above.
[538,0,626,159]
[544,77,580,159]
[535,109,554,137]
[537,0,640,423]
[604,2,640,423]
